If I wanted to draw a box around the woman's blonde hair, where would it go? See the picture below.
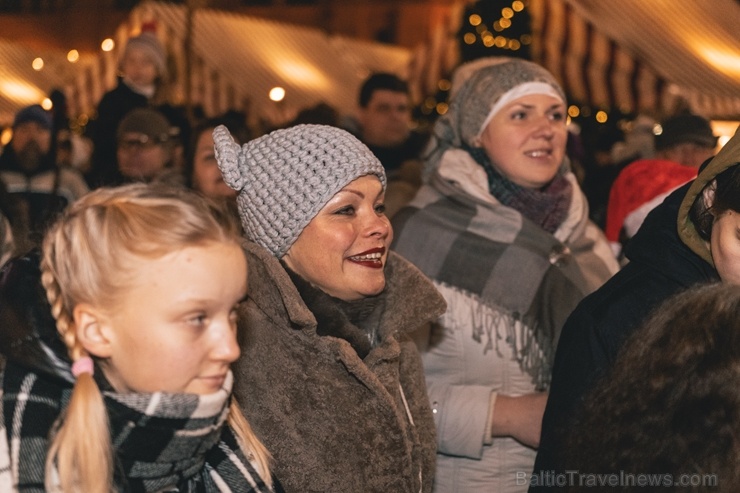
[40,183,271,491]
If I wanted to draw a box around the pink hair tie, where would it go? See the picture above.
[71,356,94,378]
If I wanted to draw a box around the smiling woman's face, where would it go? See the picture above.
[282,175,392,301]
[478,93,567,189]
[192,129,237,199]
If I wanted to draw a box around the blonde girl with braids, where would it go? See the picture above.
[0,183,280,493]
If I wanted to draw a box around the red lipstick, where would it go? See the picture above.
[347,247,385,269]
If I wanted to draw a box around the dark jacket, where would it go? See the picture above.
[0,252,74,383]
[530,182,719,491]
[232,240,446,493]
[87,79,149,188]
[0,147,88,252]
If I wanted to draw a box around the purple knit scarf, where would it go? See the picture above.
[467,145,573,234]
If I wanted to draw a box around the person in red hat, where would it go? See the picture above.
[605,112,717,259]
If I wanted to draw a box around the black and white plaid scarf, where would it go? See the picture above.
[0,364,276,492]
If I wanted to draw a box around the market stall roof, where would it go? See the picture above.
[2,0,740,126]
[131,1,412,124]
[0,38,96,126]
[532,0,740,118]
[0,1,412,127]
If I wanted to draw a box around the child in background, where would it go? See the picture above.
[0,184,280,492]
[88,25,169,188]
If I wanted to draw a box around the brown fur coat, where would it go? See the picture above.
[233,240,446,493]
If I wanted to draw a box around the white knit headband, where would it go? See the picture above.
[475,81,566,139]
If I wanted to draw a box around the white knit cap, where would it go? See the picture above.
[213,124,387,257]
[122,32,167,78]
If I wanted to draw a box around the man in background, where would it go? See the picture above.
[0,104,88,252]
[352,72,428,217]
[604,112,717,258]
[115,107,183,186]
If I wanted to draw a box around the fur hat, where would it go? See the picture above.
[13,104,53,131]
[213,124,386,257]
[122,32,167,78]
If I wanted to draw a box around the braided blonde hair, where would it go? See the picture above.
[40,183,271,491]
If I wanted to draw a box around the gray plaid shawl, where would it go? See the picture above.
[0,365,276,492]
[392,173,615,389]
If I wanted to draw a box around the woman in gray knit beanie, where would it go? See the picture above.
[390,58,619,493]
[212,123,445,493]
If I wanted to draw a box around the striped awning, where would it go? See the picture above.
[1,1,412,128]
[0,38,97,126]
[137,2,411,123]
[91,2,411,127]
[530,0,740,119]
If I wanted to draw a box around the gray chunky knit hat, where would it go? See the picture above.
[425,58,566,178]
[213,124,386,257]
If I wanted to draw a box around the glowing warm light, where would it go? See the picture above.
[463,33,477,44]
[469,14,482,26]
[274,60,329,92]
[436,102,449,115]
[596,111,608,123]
[495,36,507,48]
[483,36,495,48]
[269,87,285,102]
[438,79,451,91]
[493,21,503,32]
[508,39,521,50]
[32,58,44,71]
[697,47,740,78]
[711,120,739,150]
[499,18,512,29]
[568,105,580,118]
[0,80,45,103]
[512,1,524,12]
[101,38,115,52]
[502,8,514,19]
[67,50,80,63]
[424,97,437,109]
[1,128,12,146]
[653,123,663,136]
[41,98,53,110]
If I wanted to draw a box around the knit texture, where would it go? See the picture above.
[213,124,386,257]
[424,59,565,178]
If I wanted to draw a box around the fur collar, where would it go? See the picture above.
[243,240,446,341]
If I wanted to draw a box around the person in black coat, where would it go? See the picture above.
[86,29,168,188]
[529,130,740,491]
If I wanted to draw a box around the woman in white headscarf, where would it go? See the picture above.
[391,58,619,493]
